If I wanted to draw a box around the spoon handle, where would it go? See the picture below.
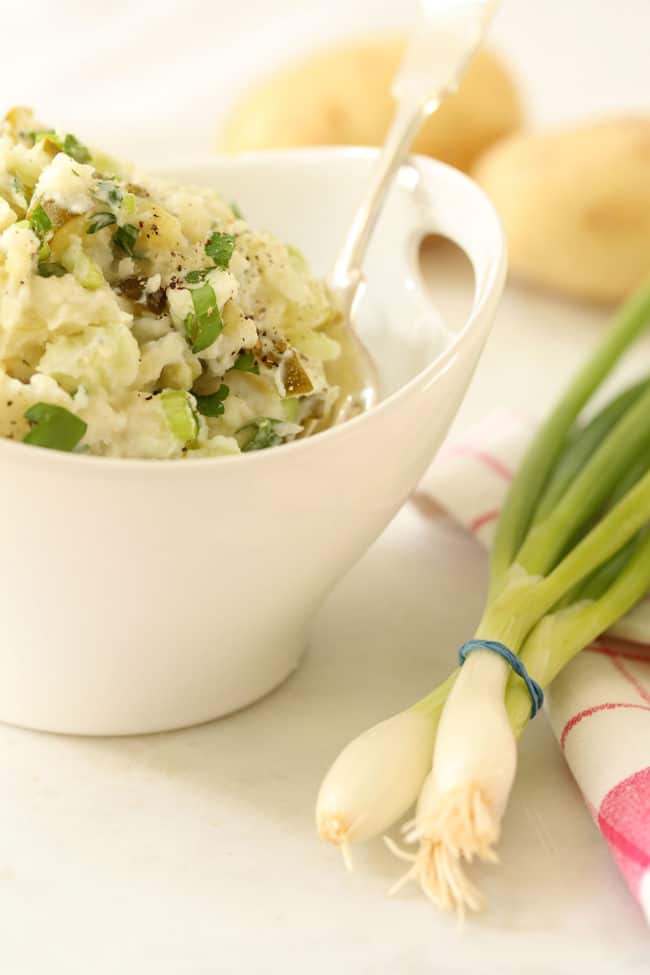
[330,97,434,297]
[330,0,498,304]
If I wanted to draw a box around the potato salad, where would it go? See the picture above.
[0,108,341,458]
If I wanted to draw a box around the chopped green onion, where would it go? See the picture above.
[87,211,116,234]
[37,241,51,262]
[195,384,229,417]
[233,350,259,374]
[205,231,235,268]
[36,262,67,278]
[122,193,136,216]
[31,130,58,154]
[23,403,87,452]
[32,130,92,164]
[29,204,52,239]
[160,390,198,442]
[231,201,243,219]
[63,133,91,164]
[112,223,139,258]
[184,282,223,354]
[237,417,284,452]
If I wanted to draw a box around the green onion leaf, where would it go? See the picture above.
[237,417,285,452]
[29,204,52,239]
[36,262,67,278]
[195,384,229,417]
[205,231,236,268]
[233,350,259,374]
[87,211,116,234]
[113,223,139,257]
[23,403,87,452]
[184,282,223,353]
[160,390,198,442]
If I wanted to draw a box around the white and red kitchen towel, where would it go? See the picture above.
[418,409,650,923]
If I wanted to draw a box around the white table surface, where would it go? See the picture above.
[1,1,650,972]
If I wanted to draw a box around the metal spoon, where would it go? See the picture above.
[325,0,499,426]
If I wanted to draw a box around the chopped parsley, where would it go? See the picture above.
[195,384,229,417]
[23,403,87,452]
[29,204,52,239]
[86,211,116,234]
[94,178,122,209]
[113,223,139,258]
[36,262,67,278]
[205,231,235,268]
[237,417,285,452]
[233,350,259,374]
[184,282,223,354]
[185,269,209,285]
[184,232,236,286]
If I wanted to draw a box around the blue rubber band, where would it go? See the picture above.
[458,639,544,718]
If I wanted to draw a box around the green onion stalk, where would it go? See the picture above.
[316,277,650,914]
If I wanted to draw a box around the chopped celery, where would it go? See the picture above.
[283,398,300,423]
[160,390,198,442]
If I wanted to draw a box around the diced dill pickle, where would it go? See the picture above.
[281,350,313,396]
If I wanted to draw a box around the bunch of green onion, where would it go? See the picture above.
[316,277,650,915]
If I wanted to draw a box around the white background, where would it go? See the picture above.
[1,0,649,160]
[1,1,650,972]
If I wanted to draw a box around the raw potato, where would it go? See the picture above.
[218,35,523,173]
[474,118,650,304]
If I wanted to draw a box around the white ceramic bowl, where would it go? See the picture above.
[0,149,505,735]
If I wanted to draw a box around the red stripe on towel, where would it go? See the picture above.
[609,657,650,705]
[588,644,650,666]
[598,767,650,888]
[560,702,650,751]
[438,444,514,481]
[469,509,500,534]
